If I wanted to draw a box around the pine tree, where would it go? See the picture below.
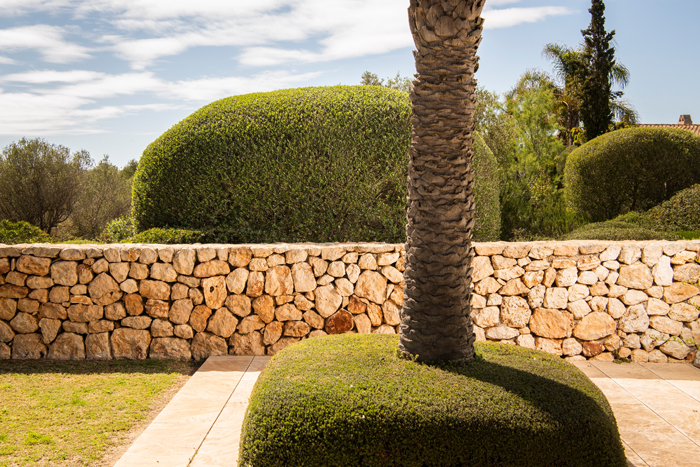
[580,0,616,140]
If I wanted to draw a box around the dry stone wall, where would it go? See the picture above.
[0,241,698,363]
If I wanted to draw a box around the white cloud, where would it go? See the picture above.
[0,56,17,65]
[0,25,91,63]
[0,69,320,135]
[482,6,573,29]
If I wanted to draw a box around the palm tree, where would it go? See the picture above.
[543,42,638,144]
[398,0,485,364]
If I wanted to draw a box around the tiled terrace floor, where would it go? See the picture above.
[113,356,700,467]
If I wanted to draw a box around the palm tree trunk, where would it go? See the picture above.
[399,0,485,363]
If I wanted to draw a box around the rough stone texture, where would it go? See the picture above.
[659,339,691,360]
[573,312,616,341]
[67,304,103,323]
[619,305,650,333]
[124,294,144,316]
[500,296,530,328]
[649,316,684,336]
[674,263,700,284]
[16,256,51,276]
[202,276,226,309]
[111,328,151,360]
[145,299,169,319]
[485,325,519,340]
[151,263,178,282]
[47,333,85,360]
[252,296,275,323]
[88,273,122,306]
[664,283,700,304]
[12,333,47,359]
[230,331,266,356]
[314,285,342,318]
[618,264,654,290]
[543,288,568,310]
[646,298,670,316]
[0,321,15,343]
[191,332,227,361]
[268,337,300,355]
[51,261,78,286]
[668,303,699,323]
[151,319,174,337]
[530,309,572,339]
[354,271,387,305]
[86,332,111,360]
[121,316,152,330]
[39,318,61,344]
[472,307,500,328]
[150,337,191,361]
[10,312,39,334]
[325,310,354,334]
[207,308,238,338]
[562,338,583,356]
[189,305,212,333]
[535,337,562,356]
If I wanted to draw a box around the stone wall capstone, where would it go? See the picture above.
[0,241,698,363]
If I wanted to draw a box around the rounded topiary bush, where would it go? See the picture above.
[564,127,700,222]
[240,334,626,467]
[133,85,499,243]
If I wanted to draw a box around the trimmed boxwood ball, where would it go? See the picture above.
[239,334,626,467]
[132,86,500,243]
[564,127,700,223]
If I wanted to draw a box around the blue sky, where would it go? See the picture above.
[0,0,697,168]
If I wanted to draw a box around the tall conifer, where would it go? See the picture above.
[580,0,616,139]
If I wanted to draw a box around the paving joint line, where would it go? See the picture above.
[187,356,256,466]
[593,362,700,450]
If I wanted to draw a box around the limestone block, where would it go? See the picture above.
[528,285,546,309]
[145,300,169,319]
[191,332,227,360]
[562,337,583,356]
[606,298,626,319]
[619,245,641,265]
[668,303,699,322]
[500,279,529,296]
[652,256,674,287]
[150,337,192,361]
[516,334,536,349]
[0,321,15,343]
[189,305,212,333]
[238,315,265,334]
[151,319,174,337]
[275,303,302,322]
[202,276,226,309]
[314,285,342,318]
[265,266,293,296]
[674,263,700,284]
[268,337,300,355]
[659,339,691,360]
[472,256,494,282]
[474,277,501,295]
[87,273,122,306]
[543,288,568,310]
[86,332,111,360]
[382,300,401,326]
[589,297,609,313]
[263,321,283,345]
[530,308,572,339]
[88,320,114,333]
[568,284,590,302]
[121,316,152,330]
[172,249,196,275]
[472,306,500,328]
[492,255,517,270]
[522,271,544,288]
[617,264,653,290]
[619,304,649,333]
[67,304,103,323]
[642,243,664,266]
[535,337,562,356]
[229,331,265,356]
[206,308,238,338]
[494,266,524,282]
[500,296,530,328]
[16,255,51,276]
[485,325,519,341]
[0,285,29,299]
[12,333,47,359]
[150,263,178,282]
[649,315,683,336]
[648,349,668,363]
[622,290,649,306]
[229,247,253,268]
[582,342,605,358]
[111,328,151,359]
[109,263,130,283]
[573,312,616,341]
[568,300,591,319]
[354,271,387,304]
[664,283,700,304]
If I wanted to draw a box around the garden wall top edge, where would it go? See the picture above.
[1,240,698,259]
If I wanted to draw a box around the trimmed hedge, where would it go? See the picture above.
[564,127,700,222]
[0,220,51,244]
[562,220,678,241]
[133,86,500,243]
[472,133,501,241]
[240,334,626,467]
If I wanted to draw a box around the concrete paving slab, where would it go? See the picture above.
[113,356,254,467]
[116,357,700,467]
[576,361,700,467]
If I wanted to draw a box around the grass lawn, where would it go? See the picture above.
[0,359,198,467]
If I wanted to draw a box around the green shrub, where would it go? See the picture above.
[240,334,626,467]
[0,220,51,244]
[127,227,208,244]
[564,127,700,222]
[101,216,137,242]
[133,86,499,243]
[562,220,677,241]
[643,183,700,232]
[472,133,501,241]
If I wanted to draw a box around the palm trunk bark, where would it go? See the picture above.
[399,0,485,363]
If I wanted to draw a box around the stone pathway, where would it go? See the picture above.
[114,357,700,467]
[113,355,270,467]
[574,361,700,467]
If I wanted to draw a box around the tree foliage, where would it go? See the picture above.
[68,155,133,240]
[0,138,91,233]
[580,0,617,140]
[360,71,412,93]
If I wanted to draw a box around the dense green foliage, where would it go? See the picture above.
[133,86,411,243]
[67,156,133,240]
[564,184,700,240]
[134,85,500,243]
[472,133,500,241]
[240,334,626,467]
[128,227,208,244]
[564,127,700,222]
[0,220,51,244]
[0,138,91,232]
